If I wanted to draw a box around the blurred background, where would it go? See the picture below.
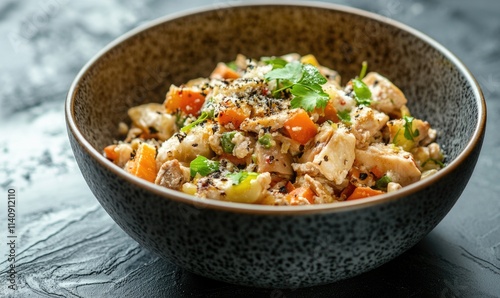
[0,0,499,297]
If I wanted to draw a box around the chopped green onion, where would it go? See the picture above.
[258,133,274,149]
[375,175,392,190]
[221,132,237,153]
[337,110,351,124]
[190,155,219,178]
[181,110,214,133]
[359,61,368,80]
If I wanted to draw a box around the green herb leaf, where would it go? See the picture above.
[337,110,351,124]
[375,175,392,190]
[359,61,368,80]
[258,133,274,149]
[190,155,219,178]
[226,61,238,71]
[300,64,327,86]
[265,60,329,112]
[265,61,303,83]
[352,79,372,106]
[221,132,237,153]
[403,116,420,141]
[226,171,258,185]
[290,84,329,111]
[181,110,213,133]
[263,57,288,69]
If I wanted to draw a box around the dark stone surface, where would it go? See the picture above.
[0,0,498,297]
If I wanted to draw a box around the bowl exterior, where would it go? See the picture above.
[68,127,482,288]
[66,3,485,288]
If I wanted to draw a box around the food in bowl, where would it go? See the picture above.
[103,53,445,205]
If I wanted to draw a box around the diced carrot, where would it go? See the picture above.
[285,181,295,193]
[218,108,247,129]
[316,100,339,124]
[283,109,318,145]
[126,143,157,183]
[285,187,315,205]
[346,186,384,201]
[104,145,118,161]
[165,85,206,116]
[210,62,240,80]
[370,166,384,179]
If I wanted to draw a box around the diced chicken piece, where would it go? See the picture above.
[156,125,213,167]
[299,122,335,163]
[387,182,402,192]
[362,72,407,115]
[255,142,293,177]
[231,133,253,159]
[355,143,421,186]
[155,159,190,190]
[323,83,357,112]
[312,126,356,185]
[350,106,389,149]
[304,175,338,204]
[319,66,341,87]
[240,111,290,133]
[110,143,133,168]
[127,103,176,141]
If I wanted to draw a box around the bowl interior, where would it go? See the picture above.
[70,3,482,198]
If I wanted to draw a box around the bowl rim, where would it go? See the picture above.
[65,1,487,215]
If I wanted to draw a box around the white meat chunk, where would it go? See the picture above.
[155,159,190,190]
[355,143,421,186]
[156,125,213,168]
[255,142,293,177]
[240,111,290,133]
[350,106,389,149]
[322,83,357,112]
[299,122,335,163]
[127,103,176,141]
[312,126,356,185]
[362,72,408,115]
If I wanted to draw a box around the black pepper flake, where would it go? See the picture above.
[192,143,198,147]
[359,173,368,180]
[323,155,329,161]
[279,186,287,194]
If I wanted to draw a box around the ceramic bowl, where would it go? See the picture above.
[65,2,486,288]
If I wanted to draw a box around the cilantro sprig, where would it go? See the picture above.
[264,60,329,112]
[352,61,372,106]
[403,116,420,141]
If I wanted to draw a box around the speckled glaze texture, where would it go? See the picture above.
[66,3,485,288]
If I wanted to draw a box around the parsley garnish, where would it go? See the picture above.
[352,61,372,106]
[337,110,351,124]
[265,60,329,112]
[352,79,372,106]
[180,110,214,133]
[190,155,219,178]
[403,116,420,141]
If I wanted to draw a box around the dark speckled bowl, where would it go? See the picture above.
[65,2,486,288]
